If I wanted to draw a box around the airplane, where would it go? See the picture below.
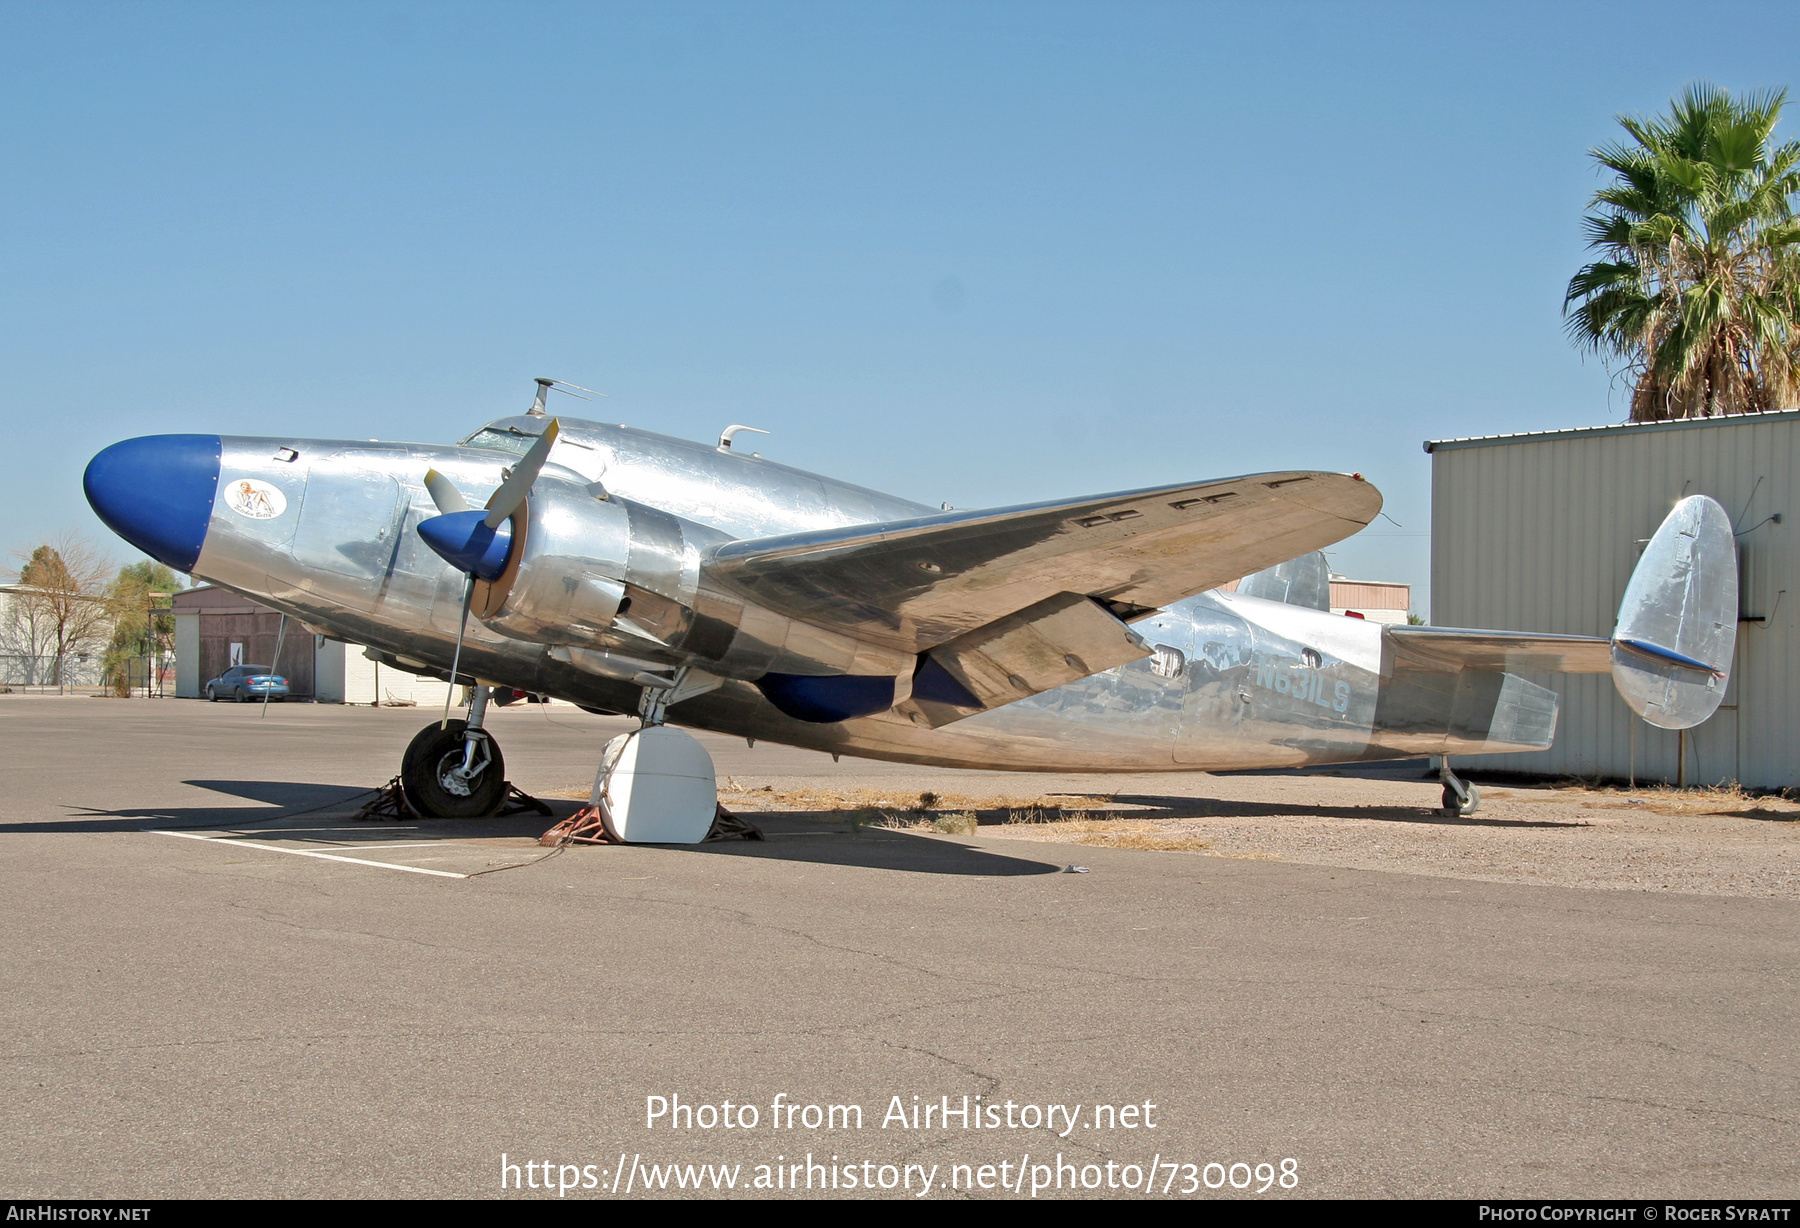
[81,379,1739,842]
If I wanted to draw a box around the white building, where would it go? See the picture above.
[1328,577,1412,625]
[1426,410,1797,789]
[338,645,458,709]
[0,584,107,689]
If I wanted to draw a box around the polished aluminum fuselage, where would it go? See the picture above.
[188,417,1527,772]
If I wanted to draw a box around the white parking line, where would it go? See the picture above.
[267,841,478,852]
[149,830,469,878]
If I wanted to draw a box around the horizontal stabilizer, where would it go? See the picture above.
[1386,627,1615,674]
[1610,495,1737,730]
[1387,496,1738,735]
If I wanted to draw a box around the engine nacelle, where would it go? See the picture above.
[481,479,632,646]
[474,476,913,685]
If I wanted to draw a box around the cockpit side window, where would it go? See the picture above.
[456,426,537,457]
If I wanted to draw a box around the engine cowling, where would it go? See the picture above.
[479,479,632,646]
[466,476,912,688]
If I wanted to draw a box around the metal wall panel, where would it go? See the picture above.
[1428,411,1798,789]
[1330,582,1410,610]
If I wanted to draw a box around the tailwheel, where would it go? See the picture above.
[400,719,507,817]
[1440,781,1480,816]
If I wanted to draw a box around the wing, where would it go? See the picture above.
[1387,626,1615,674]
[705,470,1381,651]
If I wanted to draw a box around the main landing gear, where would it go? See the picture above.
[400,683,506,818]
[1439,759,1481,817]
[398,670,735,841]
[538,666,724,845]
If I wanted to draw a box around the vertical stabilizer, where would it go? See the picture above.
[1238,550,1331,611]
[1610,495,1737,730]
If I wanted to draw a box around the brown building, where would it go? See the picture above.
[169,585,453,705]
[171,585,324,700]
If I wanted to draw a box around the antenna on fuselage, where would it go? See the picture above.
[718,424,770,452]
[527,377,608,417]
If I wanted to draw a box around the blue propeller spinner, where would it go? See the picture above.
[416,510,513,581]
[414,419,560,724]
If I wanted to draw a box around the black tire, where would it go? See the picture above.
[1441,782,1481,816]
[400,720,507,818]
[205,686,216,702]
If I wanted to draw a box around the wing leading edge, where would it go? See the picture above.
[705,471,1382,652]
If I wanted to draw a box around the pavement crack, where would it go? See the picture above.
[873,1040,1002,1092]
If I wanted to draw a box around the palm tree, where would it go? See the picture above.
[1565,83,1800,421]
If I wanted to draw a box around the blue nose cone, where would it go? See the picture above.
[83,435,222,573]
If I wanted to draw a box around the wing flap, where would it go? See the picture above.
[899,592,1153,728]
[705,471,1380,651]
[1387,626,1615,674]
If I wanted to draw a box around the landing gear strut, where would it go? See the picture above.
[539,667,723,844]
[400,684,507,817]
[1439,759,1480,817]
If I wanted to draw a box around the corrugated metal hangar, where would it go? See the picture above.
[1426,409,1797,789]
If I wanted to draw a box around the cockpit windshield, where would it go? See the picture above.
[456,425,538,457]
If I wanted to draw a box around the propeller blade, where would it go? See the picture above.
[442,574,475,729]
[484,418,560,529]
[423,469,470,515]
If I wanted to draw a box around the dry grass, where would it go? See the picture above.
[725,784,1111,812]
[1068,831,1214,852]
[1568,780,1800,820]
[545,779,1239,853]
[982,815,1213,853]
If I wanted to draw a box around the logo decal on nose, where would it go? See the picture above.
[225,478,287,520]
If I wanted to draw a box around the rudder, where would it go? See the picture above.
[1610,495,1737,730]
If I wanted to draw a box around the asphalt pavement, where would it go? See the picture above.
[2,696,1794,1199]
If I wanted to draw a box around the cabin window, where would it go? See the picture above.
[457,427,538,457]
[1150,645,1186,679]
[1301,647,1322,669]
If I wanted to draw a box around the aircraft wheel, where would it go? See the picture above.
[400,719,507,818]
[1441,782,1480,816]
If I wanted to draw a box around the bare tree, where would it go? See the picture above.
[5,535,116,690]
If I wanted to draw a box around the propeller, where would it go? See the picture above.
[422,469,469,515]
[417,418,562,726]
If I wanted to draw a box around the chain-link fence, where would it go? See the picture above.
[0,652,107,693]
[114,655,174,698]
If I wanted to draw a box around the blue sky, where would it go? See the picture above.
[5,1,1798,613]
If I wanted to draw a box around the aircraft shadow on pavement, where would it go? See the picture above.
[30,783,1064,876]
[27,780,381,834]
[697,811,1062,876]
[1046,793,1593,831]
